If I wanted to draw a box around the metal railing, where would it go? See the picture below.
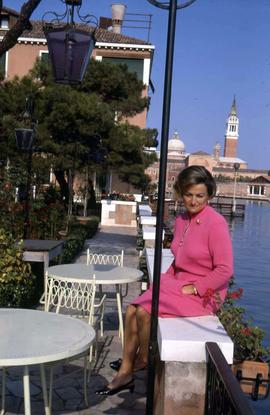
[205,342,255,415]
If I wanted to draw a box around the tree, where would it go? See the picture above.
[106,123,157,190]
[0,58,157,204]
[0,1,42,57]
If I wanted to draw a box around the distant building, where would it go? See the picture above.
[145,97,270,199]
[145,130,186,197]
[215,97,247,169]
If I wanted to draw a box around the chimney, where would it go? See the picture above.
[111,3,126,34]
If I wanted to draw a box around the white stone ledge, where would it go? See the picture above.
[140,216,157,226]
[138,205,152,216]
[158,316,234,364]
[142,226,164,241]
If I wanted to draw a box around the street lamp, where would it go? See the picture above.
[14,98,36,239]
[43,0,97,84]
[232,162,240,214]
[145,1,197,414]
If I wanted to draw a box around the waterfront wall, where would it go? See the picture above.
[216,182,270,201]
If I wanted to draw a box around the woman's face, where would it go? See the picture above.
[182,183,210,216]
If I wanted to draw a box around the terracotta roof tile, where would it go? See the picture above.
[1,19,151,46]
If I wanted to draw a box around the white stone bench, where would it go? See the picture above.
[158,315,233,363]
[138,204,152,217]
[145,249,234,415]
[140,215,157,226]
[142,226,164,248]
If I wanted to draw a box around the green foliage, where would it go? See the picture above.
[79,59,149,117]
[215,174,232,182]
[61,217,99,263]
[0,181,66,239]
[0,228,36,307]
[30,199,66,239]
[217,279,270,362]
[238,175,255,182]
[107,123,157,190]
[0,76,40,162]
[107,192,135,201]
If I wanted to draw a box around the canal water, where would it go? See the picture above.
[228,202,270,414]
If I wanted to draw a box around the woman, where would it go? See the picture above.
[96,165,233,396]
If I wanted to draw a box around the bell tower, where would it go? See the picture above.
[224,97,239,158]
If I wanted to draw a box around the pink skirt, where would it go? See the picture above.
[132,273,215,317]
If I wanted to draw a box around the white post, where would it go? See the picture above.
[83,166,89,217]
[232,163,240,214]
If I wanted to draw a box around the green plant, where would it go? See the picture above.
[108,192,135,201]
[217,279,270,363]
[0,228,36,307]
[61,217,99,263]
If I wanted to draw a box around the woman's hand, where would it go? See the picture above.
[181,284,197,295]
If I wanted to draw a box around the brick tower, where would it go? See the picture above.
[224,97,239,158]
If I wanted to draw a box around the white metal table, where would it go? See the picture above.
[0,308,95,415]
[47,264,143,346]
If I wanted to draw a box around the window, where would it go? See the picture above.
[0,53,6,78]
[40,51,50,64]
[0,16,9,29]
[249,185,265,196]
[102,57,144,81]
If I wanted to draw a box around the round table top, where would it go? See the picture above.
[47,264,143,285]
[0,309,95,366]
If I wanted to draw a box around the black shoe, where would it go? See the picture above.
[95,379,135,396]
[109,358,122,372]
[110,358,147,373]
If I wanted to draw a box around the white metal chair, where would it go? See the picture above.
[44,272,106,408]
[86,249,127,337]
[86,250,124,267]
[45,272,106,353]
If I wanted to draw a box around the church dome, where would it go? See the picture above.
[168,131,185,152]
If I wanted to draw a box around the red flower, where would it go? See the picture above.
[4,182,12,189]
[240,327,252,336]
[203,288,215,300]
[228,288,243,299]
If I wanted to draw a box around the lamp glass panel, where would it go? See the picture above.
[15,129,34,151]
[45,26,94,84]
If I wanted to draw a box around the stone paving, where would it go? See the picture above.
[2,225,147,414]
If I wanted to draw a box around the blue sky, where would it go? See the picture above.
[4,0,270,169]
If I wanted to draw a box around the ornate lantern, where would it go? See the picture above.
[15,128,35,152]
[43,0,97,84]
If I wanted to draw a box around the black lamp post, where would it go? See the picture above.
[43,0,97,84]
[15,98,36,239]
[145,1,197,413]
